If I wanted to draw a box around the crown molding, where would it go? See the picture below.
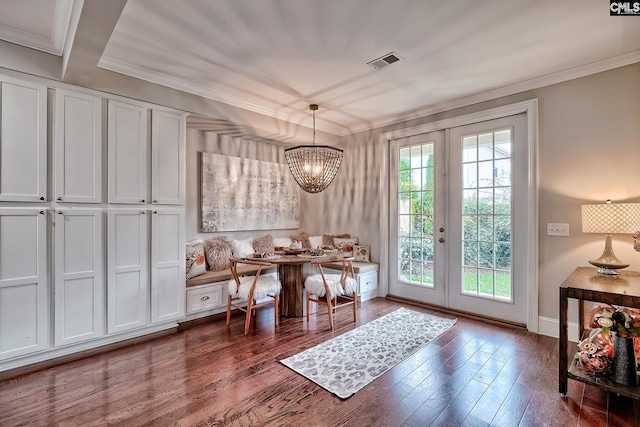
[0,0,73,56]
[344,50,640,136]
[98,56,345,136]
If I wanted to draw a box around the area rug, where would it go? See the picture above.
[279,307,456,399]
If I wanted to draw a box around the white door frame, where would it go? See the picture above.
[378,99,539,332]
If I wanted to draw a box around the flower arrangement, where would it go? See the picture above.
[590,305,640,338]
[575,305,640,376]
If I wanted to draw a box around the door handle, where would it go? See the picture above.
[439,237,445,243]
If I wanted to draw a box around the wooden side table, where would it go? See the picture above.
[559,266,640,398]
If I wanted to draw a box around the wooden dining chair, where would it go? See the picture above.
[304,257,357,330]
[227,257,281,335]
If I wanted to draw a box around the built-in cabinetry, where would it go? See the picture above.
[0,209,48,360]
[0,77,47,202]
[54,89,102,203]
[0,72,187,372]
[54,210,104,346]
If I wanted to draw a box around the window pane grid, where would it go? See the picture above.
[398,142,435,288]
[460,129,513,301]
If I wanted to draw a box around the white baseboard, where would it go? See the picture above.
[538,316,579,342]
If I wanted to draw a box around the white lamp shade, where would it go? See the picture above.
[582,202,640,234]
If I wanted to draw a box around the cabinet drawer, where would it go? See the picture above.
[358,271,378,294]
[186,284,225,314]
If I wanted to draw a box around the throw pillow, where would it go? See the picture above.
[230,236,255,258]
[334,237,359,257]
[290,232,311,249]
[322,233,350,247]
[204,236,233,271]
[308,235,323,249]
[354,245,371,262]
[273,237,293,248]
[253,234,274,254]
[185,240,207,279]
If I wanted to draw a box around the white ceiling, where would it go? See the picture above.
[1,0,640,135]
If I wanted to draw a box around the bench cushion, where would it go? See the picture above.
[186,265,276,287]
[323,261,379,274]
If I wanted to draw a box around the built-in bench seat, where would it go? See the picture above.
[322,261,379,274]
[186,265,277,287]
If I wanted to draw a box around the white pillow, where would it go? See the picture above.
[231,236,254,258]
[273,237,293,248]
[308,235,323,249]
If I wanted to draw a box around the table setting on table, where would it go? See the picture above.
[243,245,346,317]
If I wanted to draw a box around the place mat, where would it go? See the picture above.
[245,254,282,261]
[297,253,327,259]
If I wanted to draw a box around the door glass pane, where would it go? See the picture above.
[460,128,513,301]
[397,142,435,288]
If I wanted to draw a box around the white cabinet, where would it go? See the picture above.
[107,210,149,334]
[54,90,103,203]
[186,283,225,314]
[54,210,104,346]
[0,209,47,360]
[108,101,148,204]
[0,77,47,202]
[152,111,185,205]
[151,209,185,323]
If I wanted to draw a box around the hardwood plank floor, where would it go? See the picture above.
[0,298,638,426]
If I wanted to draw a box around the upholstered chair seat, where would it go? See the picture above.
[226,257,281,335]
[304,274,356,299]
[228,275,281,301]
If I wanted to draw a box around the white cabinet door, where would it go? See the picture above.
[108,101,148,204]
[0,209,47,360]
[151,111,185,205]
[0,77,47,202]
[151,209,185,323]
[54,90,103,203]
[54,210,104,346]
[107,210,148,334]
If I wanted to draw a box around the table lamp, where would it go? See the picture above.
[582,200,640,275]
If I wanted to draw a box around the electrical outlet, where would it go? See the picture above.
[547,223,569,236]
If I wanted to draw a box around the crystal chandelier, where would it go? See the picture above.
[285,104,343,194]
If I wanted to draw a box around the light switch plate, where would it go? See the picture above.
[547,223,569,236]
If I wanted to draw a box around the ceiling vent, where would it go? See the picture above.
[367,52,403,70]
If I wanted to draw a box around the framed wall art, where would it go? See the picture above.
[200,153,300,232]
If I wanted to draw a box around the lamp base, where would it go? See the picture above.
[588,234,629,275]
[589,264,623,276]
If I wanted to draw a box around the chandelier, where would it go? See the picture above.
[285,104,343,194]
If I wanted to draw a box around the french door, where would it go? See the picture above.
[389,114,528,326]
[389,131,446,306]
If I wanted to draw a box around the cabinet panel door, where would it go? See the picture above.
[54,210,104,346]
[152,111,185,205]
[54,90,103,203]
[151,209,185,323]
[108,101,148,204]
[0,209,47,360]
[107,210,148,334]
[0,77,47,202]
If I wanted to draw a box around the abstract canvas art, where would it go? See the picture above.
[200,153,300,232]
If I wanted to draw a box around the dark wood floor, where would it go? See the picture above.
[1,298,638,427]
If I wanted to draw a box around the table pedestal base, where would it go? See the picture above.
[279,264,304,317]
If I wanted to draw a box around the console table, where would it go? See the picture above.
[559,266,640,398]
